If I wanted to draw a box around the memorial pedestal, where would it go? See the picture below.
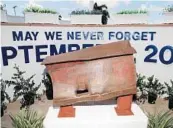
[43,103,148,128]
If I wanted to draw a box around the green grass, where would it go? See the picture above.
[10,109,44,128]
[147,111,173,128]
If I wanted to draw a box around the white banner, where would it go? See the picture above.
[1,24,173,96]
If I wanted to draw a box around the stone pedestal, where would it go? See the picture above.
[43,103,148,128]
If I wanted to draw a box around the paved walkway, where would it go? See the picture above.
[1,96,172,128]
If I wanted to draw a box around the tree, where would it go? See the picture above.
[6,65,41,109]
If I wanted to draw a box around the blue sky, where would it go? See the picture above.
[1,0,173,23]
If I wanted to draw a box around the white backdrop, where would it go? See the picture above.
[1,24,173,96]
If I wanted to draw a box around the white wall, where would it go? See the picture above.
[7,15,24,23]
[0,10,24,23]
[1,24,173,97]
[71,15,102,24]
[70,13,173,25]
[109,14,149,24]
[59,19,71,24]
[162,12,173,23]
[24,12,60,24]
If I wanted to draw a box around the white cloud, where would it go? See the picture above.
[26,0,43,8]
[121,0,131,5]
[19,5,25,9]
[59,7,77,13]
[149,5,164,12]
[139,3,164,12]
[140,4,147,10]
[60,8,71,11]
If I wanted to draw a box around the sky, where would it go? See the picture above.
[1,0,173,23]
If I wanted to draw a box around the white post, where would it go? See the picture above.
[89,0,94,10]
[0,10,8,22]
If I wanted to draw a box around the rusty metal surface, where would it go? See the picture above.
[43,41,137,106]
[51,56,136,106]
[42,40,136,65]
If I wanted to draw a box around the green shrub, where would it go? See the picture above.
[10,109,44,128]
[5,64,41,109]
[136,74,147,104]
[116,10,148,14]
[147,111,173,128]
[145,75,165,96]
[165,80,173,98]
[24,6,57,14]
[135,74,170,104]
[42,73,53,100]
[1,78,11,116]
[71,10,102,15]
[1,78,11,103]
